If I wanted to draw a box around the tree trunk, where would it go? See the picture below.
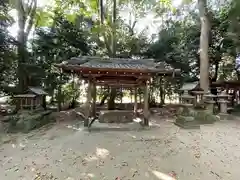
[57,86,62,111]
[108,87,117,110]
[70,74,77,109]
[159,77,165,105]
[120,87,123,103]
[99,0,104,24]
[198,0,210,93]
[17,0,27,93]
[236,47,240,80]
[100,92,109,106]
[112,0,117,56]
[107,0,117,109]
[210,60,219,95]
[16,0,37,93]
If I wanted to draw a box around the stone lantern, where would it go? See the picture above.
[191,90,205,106]
[217,91,230,114]
[181,90,195,108]
[204,92,216,113]
[175,91,198,128]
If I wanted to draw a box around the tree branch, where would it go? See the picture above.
[27,0,34,15]
[25,0,37,36]
[17,0,26,27]
[103,33,112,56]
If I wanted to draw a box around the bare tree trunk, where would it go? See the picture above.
[99,0,104,24]
[100,92,109,106]
[16,0,37,93]
[210,60,219,95]
[108,88,117,110]
[107,0,117,110]
[112,0,117,56]
[236,47,240,80]
[159,77,165,105]
[57,74,63,111]
[17,0,27,92]
[120,87,123,103]
[198,0,210,93]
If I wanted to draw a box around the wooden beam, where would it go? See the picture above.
[92,81,96,117]
[143,81,149,126]
[31,99,33,110]
[59,65,178,74]
[96,80,142,84]
[84,80,92,127]
[20,99,23,110]
[95,82,144,88]
[134,87,138,115]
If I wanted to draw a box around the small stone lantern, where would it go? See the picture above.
[217,91,230,114]
[176,91,199,129]
[204,92,216,113]
[181,91,195,108]
[192,90,205,106]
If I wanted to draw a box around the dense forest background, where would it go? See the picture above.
[1,0,240,108]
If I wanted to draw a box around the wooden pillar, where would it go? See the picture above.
[143,81,149,126]
[134,87,138,114]
[237,89,240,104]
[92,82,96,117]
[139,92,142,104]
[130,89,133,103]
[120,87,123,104]
[84,80,92,127]
[31,99,33,110]
[43,96,46,110]
[20,99,23,110]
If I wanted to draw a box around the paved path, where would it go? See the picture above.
[1,117,240,180]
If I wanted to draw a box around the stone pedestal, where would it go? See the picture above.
[175,93,199,128]
[204,93,216,114]
[192,90,204,106]
[175,115,198,129]
[217,91,230,115]
[204,100,215,113]
[99,110,134,123]
[218,100,228,114]
[175,104,200,129]
[180,91,195,105]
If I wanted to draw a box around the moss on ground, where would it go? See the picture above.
[175,106,218,129]
[1,110,54,133]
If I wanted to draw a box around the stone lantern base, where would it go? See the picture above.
[175,105,200,129]
[175,105,219,129]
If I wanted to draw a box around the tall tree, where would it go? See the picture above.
[15,0,37,92]
[107,0,118,109]
[198,0,210,92]
[0,0,16,88]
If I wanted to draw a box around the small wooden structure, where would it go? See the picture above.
[56,56,180,127]
[179,82,203,94]
[14,87,47,110]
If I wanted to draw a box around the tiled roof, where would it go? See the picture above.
[29,87,48,95]
[179,82,200,91]
[14,94,36,98]
[59,56,176,72]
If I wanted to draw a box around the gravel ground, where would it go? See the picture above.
[1,116,240,180]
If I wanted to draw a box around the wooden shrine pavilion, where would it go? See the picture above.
[56,56,180,127]
[14,87,47,110]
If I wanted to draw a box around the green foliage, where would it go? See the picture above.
[31,15,90,101]
[2,0,240,104]
[0,0,17,87]
[62,82,81,103]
